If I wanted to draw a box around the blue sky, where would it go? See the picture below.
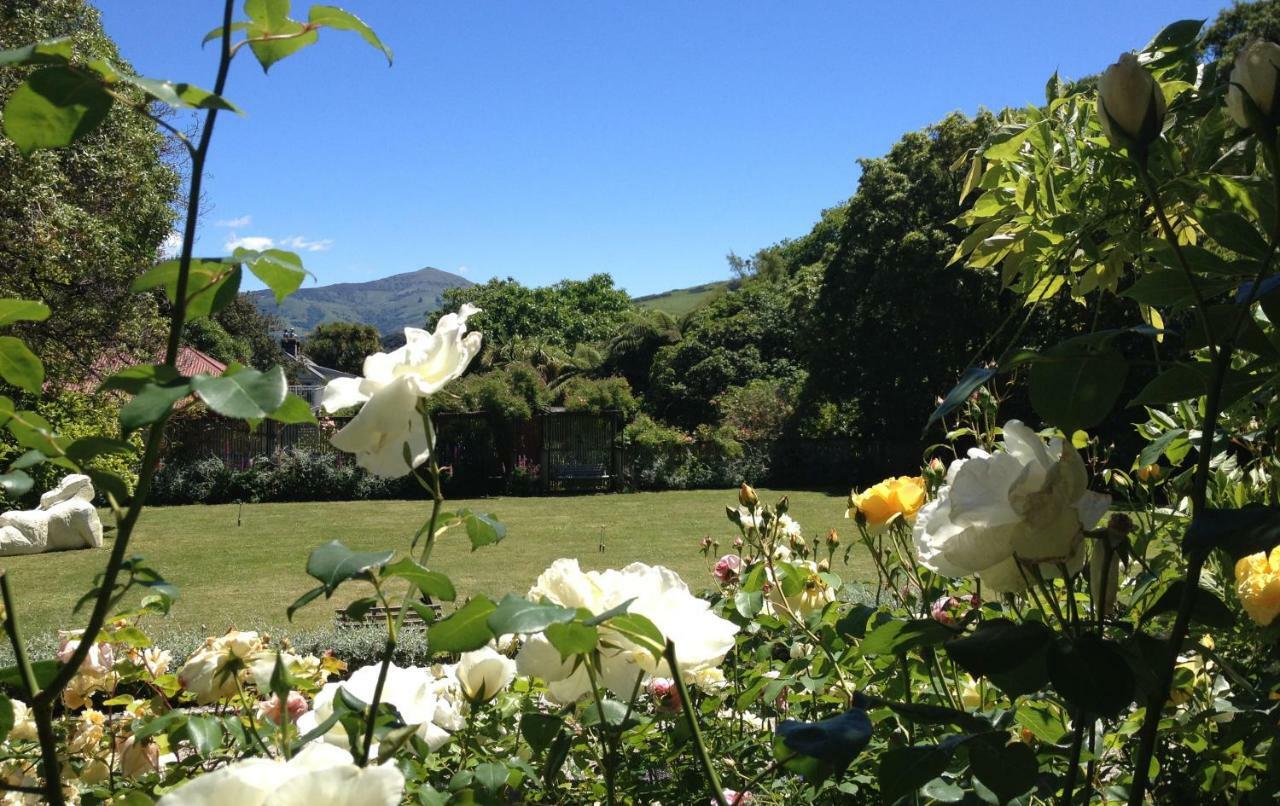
[95,1,1224,297]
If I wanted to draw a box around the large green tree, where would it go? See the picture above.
[0,0,179,388]
[432,274,632,353]
[303,321,383,375]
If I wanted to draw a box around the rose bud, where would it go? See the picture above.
[1228,40,1280,133]
[1096,53,1166,152]
[738,483,758,508]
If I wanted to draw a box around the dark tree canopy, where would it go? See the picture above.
[304,322,384,375]
[0,0,180,388]
[1202,0,1280,76]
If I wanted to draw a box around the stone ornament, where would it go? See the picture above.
[0,474,103,556]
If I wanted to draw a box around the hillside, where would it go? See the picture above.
[633,280,732,317]
[247,266,472,335]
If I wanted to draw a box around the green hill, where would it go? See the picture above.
[633,280,732,317]
[247,266,472,336]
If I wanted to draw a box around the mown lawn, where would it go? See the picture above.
[1,488,869,639]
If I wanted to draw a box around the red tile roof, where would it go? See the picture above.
[66,346,228,393]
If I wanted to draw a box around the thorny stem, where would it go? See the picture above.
[666,639,730,806]
[20,4,239,802]
[1128,138,1280,805]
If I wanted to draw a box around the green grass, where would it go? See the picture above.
[633,281,731,317]
[0,488,867,642]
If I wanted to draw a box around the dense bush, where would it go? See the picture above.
[148,449,419,505]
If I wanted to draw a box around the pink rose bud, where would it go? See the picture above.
[722,790,754,805]
[733,537,744,549]
[647,678,681,713]
[713,554,744,585]
[259,691,309,725]
[930,595,956,625]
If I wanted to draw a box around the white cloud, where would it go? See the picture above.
[280,235,334,252]
[456,265,471,275]
[216,215,252,228]
[160,231,183,257]
[224,234,275,251]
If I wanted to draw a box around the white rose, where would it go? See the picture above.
[912,420,1110,593]
[765,559,835,618]
[296,662,465,754]
[321,305,482,478]
[456,647,516,704]
[1228,40,1280,129]
[1096,53,1166,148]
[177,631,268,704]
[517,559,738,703]
[7,699,38,742]
[155,742,402,806]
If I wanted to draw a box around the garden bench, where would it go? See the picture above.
[334,602,440,629]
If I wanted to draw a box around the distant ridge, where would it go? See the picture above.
[633,280,732,317]
[246,266,473,336]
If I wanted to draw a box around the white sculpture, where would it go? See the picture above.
[0,474,103,556]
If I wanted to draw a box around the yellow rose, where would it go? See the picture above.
[1136,464,1163,483]
[847,476,927,533]
[1234,546,1280,627]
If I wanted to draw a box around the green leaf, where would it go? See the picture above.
[860,618,952,656]
[382,557,456,601]
[304,540,394,594]
[427,595,497,654]
[486,594,576,636]
[99,364,182,395]
[1131,362,1205,405]
[473,761,509,794]
[1140,580,1234,629]
[130,711,187,741]
[0,38,73,66]
[1014,701,1067,743]
[0,300,51,328]
[118,74,239,112]
[544,620,598,660]
[1048,635,1135,718]
[0,695,12,741]
[1138,427,1189,468]
[0,336,43,393]
[235,248,308,303]
[86,469,129,504]
[286,584,326,621]
[928,367,995,430]
[201,22,251,46]
[878,741,960,804]
[602,612,665,662]
[267,392,317,424]
[343,596,377,621]
[244,0,318,72]
[967,732,1037,804]
[3,66,112,153]
[520,712,564,755]
[1145,18,1204,51]
[580,698,635,730]
[1184,505,1280,560]
[734,589,764,619]
[64,436,135,464]
[455,509,506,551]
[118,380,191,432]
[182,715,224,757]
[0,471,33,498]
[1195,209,1269,258]
[309,6,393,63]
[1029,345,1127,434]
[1122,269,1236,308]
[944,619,1053,679]
[131,259,241,319]
[190,365,287,419]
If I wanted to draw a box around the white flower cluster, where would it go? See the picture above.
[516,560,738,703]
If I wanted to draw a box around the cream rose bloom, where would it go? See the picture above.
[456,647,516,704]
[1228,40,1280,128]
[321,305,483,477]
[1096,52,1166,147]
[296,662,466,754]
[155,742,402,806]
[912,420,1110,593]
[177,630,270,704]
[515,560,738,704]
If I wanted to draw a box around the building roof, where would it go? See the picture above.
[69,346,229,393]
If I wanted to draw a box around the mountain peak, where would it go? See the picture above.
[246,266,472,336]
